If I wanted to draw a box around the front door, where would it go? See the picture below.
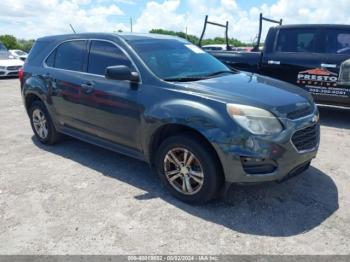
[78,40,141,150]
[261,27,350,106]
[261,27,323,86]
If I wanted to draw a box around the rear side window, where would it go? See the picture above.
[275,28,318,53]
[87,40,131,75]
[324,29,350,55]
[54,40,86,71]
[45,49,56,67]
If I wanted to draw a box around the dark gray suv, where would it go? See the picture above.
[20,33,320,204]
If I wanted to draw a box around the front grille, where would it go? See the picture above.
[292,124,319,152]
[7,66,21,71]
[287,106,313,119]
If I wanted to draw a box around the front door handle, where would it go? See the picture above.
[321,63,337,68]
[81,82,95,94]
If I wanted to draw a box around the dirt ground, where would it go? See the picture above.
[0,78,349,255]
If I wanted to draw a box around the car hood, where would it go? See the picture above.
[174,72,315,118]
[0,59,24,66]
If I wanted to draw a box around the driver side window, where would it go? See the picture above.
[87,40,132,75]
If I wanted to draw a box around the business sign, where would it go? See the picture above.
[297,68,348,98]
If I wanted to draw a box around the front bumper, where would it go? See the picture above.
[214,112,320,183]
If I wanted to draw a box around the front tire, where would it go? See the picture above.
[29,101,61,145]
[156,134,223,204]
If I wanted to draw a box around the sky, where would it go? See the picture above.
[0,0,350,42]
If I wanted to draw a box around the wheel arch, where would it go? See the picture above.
[147,123,224,175]
[25,93,43,113]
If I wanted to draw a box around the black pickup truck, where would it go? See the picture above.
[210,24,350,107]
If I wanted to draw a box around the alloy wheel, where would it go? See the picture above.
[163,147,204,195]
[32,108,48,139]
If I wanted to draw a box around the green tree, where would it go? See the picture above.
[150,29,199,44]
[0,35,20,49]
[149,28,250,47]
[0,35,35,52]
[17,39,35,52]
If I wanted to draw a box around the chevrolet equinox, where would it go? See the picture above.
[20,33,320,204]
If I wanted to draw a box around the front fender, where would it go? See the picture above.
[141,98,234,162]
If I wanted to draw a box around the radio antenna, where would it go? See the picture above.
[69,24,77,34]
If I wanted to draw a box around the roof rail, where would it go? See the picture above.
[252,13,282,51]
[198,15,230,50]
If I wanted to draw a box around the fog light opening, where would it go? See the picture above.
[241,157,277,175]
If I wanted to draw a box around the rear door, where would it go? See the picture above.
[44,40,89,131]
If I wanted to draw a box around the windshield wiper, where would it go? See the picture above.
[163,76,208,82]
[204,70,238,77]
[163,70,238,82]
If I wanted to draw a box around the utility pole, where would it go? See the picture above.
[185,26,188,40]
[130,17,133,33]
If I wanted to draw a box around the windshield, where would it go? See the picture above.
[0,51,13,60]
[0,43,7,52]
[14,50,26,56]
[127,38,229,80]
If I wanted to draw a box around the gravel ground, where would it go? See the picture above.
[0,78,349,255]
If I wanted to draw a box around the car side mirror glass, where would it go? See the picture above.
[339,59,350,86]
[105,65,140,83]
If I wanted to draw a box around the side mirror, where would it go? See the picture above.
[339,59,350,86]
[105,65,140,83]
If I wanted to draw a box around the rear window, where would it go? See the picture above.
[26,40,47,65]
[275,28,319,53]
[324,29,350,55]
[53,40,86,71]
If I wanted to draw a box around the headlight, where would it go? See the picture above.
[226,104,283,135]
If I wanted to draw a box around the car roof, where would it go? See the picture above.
[36,32,187,42]
[276,24,350,29]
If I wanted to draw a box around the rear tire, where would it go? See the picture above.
[155,134,223,205]
[29,101,61,145]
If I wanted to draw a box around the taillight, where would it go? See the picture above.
[18,67,24,81]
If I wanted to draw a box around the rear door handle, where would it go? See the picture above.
[81,82,95,94]
[321,63,337,68]
[268,60,281,65]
